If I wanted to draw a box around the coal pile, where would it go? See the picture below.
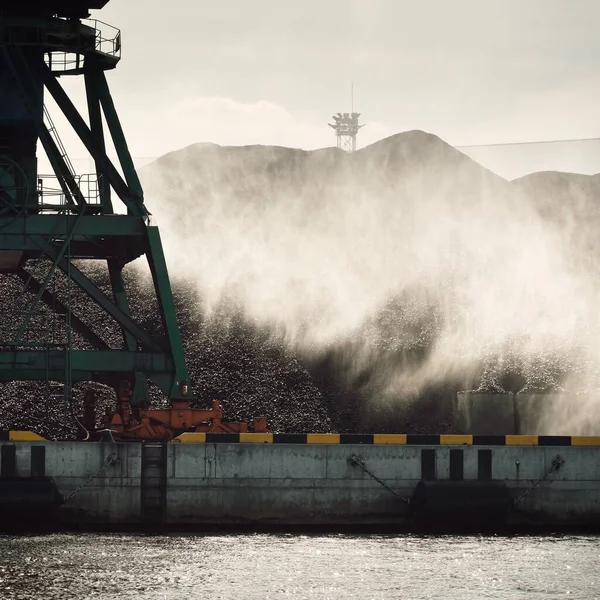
[1,131,599,437]
[141,131,600,431]
[0,264,331,438]
[151,277,331,432]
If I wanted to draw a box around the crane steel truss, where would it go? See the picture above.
[0,1,191,407]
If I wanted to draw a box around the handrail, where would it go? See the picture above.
[41,18,121,74]
[37,173,101,211]
[85,19,121,59]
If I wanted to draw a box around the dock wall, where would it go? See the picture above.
[1,438,599,527]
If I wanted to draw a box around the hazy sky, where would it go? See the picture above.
[53,0,600,178]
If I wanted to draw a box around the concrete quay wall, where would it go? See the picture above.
[1,439,599,527]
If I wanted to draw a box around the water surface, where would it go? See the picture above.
[0,533,598,599]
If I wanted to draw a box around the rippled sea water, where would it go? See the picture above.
[0,533,598,599]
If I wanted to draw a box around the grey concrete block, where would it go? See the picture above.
[516,393,600,435]
[456,392,516,434]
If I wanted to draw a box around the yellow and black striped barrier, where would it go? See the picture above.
[2,430,599,446]
[0,431,46,441]
[172,433,600,446]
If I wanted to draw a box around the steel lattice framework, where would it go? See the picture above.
[0,0,191,407]
[328,112,364,153]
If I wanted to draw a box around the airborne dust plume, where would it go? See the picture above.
[2,131,599,436]
[142,131,600,434]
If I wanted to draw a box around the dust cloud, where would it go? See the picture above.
[141,131,600,432]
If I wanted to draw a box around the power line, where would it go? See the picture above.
[61,136,600,161]
[456,136,600,149]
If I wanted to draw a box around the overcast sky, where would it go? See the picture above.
[53,0,600,178]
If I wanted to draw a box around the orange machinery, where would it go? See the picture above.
[83,386,267,441]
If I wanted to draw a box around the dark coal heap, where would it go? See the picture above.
[0,264,331,438]
[1,131,597,437]
[139,131,507,433]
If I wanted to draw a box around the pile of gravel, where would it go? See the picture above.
[0,264,331,438]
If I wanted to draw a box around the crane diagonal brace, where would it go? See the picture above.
[38,242,162,352]
[0,8,196,414]
[39,63,147,217]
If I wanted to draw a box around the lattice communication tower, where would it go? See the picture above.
[328,112,364,152]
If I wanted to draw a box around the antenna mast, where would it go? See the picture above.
[328,84,364,153]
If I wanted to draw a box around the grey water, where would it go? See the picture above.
[0,533,598,600]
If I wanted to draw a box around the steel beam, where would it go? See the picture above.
[37,243,162,352]
[85,66,113,213]
[40,63,147,217]
[0,17,194,408]
[146,225,190,399]
[108,260,149,406]
[95,70,144,201]
[0,350,173,395]
[0,214,147,236]
[0,239,145,261]
[0,214,148,258]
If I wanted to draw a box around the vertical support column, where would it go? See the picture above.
[108,261,148,406]
[85,67,112,213]
[146,226,190,400]
[0,46,44,212]
[95,70,143,203]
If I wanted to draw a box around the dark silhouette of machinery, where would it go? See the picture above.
[0,0,265,439]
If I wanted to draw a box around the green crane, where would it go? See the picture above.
[0,0,192,410]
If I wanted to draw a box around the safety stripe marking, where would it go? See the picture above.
[172,432,206,443]
[273,434,307,444]
[506,435,538,446]
[571,436,600,446]
[473,435,506,445]
[205,433,239,443]
[9,431,46,441]
[171,434,600,445]
[3,431,598,446]
[440,435,473,445]
[538,436,571,446]
[406,435,440,445]
[306,434,341,444]
[372,434,407,445]
[0,431,46,442]
[340,434,374,444]
[239,433,273,443]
